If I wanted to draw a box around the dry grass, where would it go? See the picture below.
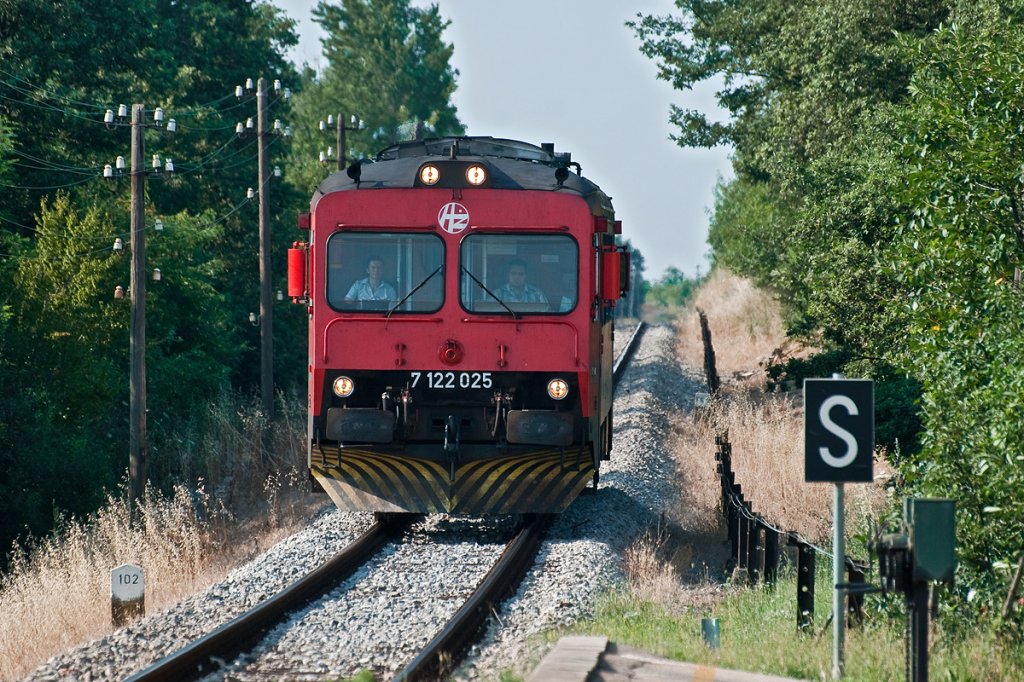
[0,393,323,681]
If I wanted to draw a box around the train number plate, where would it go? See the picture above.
[410,371,492,390]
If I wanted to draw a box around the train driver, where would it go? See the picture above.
[495,258,548,307]
[344,255,397,303]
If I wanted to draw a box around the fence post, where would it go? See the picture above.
[846,558,866,627]
[749,520,764,584]
[790,534,815,631]
[764,527,780,586]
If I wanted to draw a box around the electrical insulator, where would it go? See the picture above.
[319,120,326,131]
[247,187,255,199]
[164,158,174,173]
[245,77,254,90]
[113,237,124,252]
[246,117,254,129]
[276,289,284,301]
[114,285,125,300]
[327,114,334,125]
[154,107,164,123]
[235,85,244,98]
[273,79,281,92]
[104,109,114,124]
[116,156,126,170]
[104,164,113,178]
[249,312,258,325]
[235,122,244,135]
[319,151,326,164]
[152,154,161,170]
[155,219,163,232]
[283,88,291,100]
[327,146,334,159]
[274,119,282,131]
[284,126,293,137]
[152,268,162,282]
[167,119,176,133]
[350,114,357,125]
[118,103,128,117]
[273,165,282,177]
[359,119,365,130]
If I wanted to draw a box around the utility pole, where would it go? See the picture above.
[128,103,147,523]
[104,102,174,524]
[320,113,364,169]
[257,78,273,421]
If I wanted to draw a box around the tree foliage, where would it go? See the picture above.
[0,0,463,558]
[286,0,465,193]
[634,0,1024,609]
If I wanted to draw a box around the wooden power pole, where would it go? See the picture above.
[257,78,274,421]
[129,103,147,523]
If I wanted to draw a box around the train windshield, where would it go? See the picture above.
[326,232,445,312]
[459,234,578,314]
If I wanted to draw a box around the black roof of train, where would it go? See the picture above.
[313,136,614,215]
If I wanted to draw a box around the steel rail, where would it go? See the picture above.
[392,514,552,682]
[394,321,646,681]
[613,321,645,384]
[124,516,407,682]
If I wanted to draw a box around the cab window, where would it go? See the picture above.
[459,234,578,314]
[326,232,444,312]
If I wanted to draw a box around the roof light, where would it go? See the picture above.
[466,164,487,186]
[419,164,440,185]
[333,376,355,398]
[547,378,570,401]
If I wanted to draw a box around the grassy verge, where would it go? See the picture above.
[0,390,324,681]
[576,562,1024,681]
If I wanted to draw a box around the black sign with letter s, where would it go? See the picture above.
[804,378,874,483]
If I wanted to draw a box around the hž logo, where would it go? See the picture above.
[438,202,469,234]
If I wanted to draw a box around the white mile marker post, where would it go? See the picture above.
[111,563,145,626]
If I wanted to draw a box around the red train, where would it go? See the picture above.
[288,137,628,514]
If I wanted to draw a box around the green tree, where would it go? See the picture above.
[286,0,464,193]
[892,21,1024,598]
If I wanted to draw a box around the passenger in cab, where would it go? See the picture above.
[495,258,548,307]
[344,255,397,303]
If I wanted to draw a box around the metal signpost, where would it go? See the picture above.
[804,377,873,680]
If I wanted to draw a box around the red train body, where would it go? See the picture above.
[289,137,627,514]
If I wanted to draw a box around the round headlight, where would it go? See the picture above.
[466,164,487,186]
[333,376,354,397]
[419,164,440,185]
[547,378,569,401]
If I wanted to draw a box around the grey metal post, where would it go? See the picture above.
[129,103,147,525]
[833,482,845,679]
[256,78,273,422]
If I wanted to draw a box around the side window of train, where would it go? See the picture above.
[459,234,578,314]
[326,232,445,312]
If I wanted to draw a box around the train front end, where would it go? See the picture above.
[290,138,626,514]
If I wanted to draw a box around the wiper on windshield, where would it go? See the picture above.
[386,264,443,318]
[460,265,519,319]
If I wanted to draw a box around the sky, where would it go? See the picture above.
[273,0,733,281]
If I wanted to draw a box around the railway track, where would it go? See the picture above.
[125,321,645,682]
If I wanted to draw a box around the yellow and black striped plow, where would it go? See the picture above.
[311,448,595,514]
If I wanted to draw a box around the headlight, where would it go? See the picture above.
[547,378,569,400]
[333,376,354,397]
[466,164,487,186]
[419,164,440,185]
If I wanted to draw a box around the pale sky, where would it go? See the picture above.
[274,0,733,281]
